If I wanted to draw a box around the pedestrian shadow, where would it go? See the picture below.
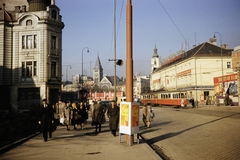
[143,113,239,145]
[139,121,172,132]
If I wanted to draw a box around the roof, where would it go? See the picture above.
[101,75,125,86]
[154,42,233,72]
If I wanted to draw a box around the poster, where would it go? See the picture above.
[120,103,129,126]
[119,102,140,135]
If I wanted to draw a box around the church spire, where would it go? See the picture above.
[94,56,103,70]
[152,45,159,58]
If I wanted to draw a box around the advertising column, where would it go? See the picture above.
[119,102,140,145]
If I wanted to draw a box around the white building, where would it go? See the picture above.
[150,38,234,104]
[133,75,150,100]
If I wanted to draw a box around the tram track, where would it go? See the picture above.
[180,108,240,120]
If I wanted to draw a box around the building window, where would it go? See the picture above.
[22,61,37,77]
[27,35,32,49]
[227,62,231,68]
[52,10,57,20]
[26,20,32,26]
[51,62,57,77]
[22,34,37,49]
[22,36,25,49]
[34,35,37,48]
[51,36,57,49]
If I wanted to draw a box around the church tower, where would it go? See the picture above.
[93,56,103,85]
[151,45,161,73]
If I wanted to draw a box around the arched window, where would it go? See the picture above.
[52,10,57,20]
[26,20,32,26]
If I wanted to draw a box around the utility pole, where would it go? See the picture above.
[126,0,133,145]
[114,0,117,101]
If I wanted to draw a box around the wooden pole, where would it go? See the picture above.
[126,0,134,145]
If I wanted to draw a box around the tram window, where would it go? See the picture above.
[204,91,209,100]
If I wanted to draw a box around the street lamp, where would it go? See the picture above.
[109,59,124,101]
[66,65,71,84]
[213,32,223,104]
[82,47,89,88]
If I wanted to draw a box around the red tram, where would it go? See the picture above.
[141,90,188,107]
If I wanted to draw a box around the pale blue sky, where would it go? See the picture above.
[56,0,240,81]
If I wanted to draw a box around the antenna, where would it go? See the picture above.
[195,32,196,46]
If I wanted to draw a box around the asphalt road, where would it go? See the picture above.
[139,105,240,160]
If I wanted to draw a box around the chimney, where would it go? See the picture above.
[2,3,5,10]
[221,44,228,49]
[15,6,21,12]
[209,37,217,45]
[193,45,196,48]
[22,5,27,12]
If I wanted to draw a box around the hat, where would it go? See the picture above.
[111,100,116,102]
[42,98,47,101]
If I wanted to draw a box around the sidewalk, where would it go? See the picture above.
[0,122,161,160]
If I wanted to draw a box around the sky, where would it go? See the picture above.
[55,0,240,81]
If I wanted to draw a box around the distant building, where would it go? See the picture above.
[134,75,150,100]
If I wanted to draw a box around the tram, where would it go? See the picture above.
[141,90,189,107]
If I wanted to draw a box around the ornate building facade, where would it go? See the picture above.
[0,0,64,110]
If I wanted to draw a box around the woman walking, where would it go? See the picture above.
[79,102,87,130]
[142,104,147,127]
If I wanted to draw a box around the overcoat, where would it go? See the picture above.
[63,105,73,125]
[92,103,106,125]
[38,103,54,140]
[107,105,119,130]
[146,104,152,122]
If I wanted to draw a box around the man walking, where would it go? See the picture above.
[92,100,106,134]
[107,100,119,136]
[38,98,54,142]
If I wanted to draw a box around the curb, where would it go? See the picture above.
[0,132,41,155]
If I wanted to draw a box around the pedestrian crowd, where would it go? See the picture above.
[38,98,120,142]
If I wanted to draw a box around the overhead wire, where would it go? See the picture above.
[157,0,187,42]
[104,0,125,75]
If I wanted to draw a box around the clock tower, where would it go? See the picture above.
[151,45,161,73]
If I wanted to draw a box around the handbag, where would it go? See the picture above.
[150,111,155,118]
[74,113,82,120]
[52,123,57,132]
[54,113,59,119]
[60,117,65,124]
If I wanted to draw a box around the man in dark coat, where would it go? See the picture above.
[92,100,106,134]
[38,98,54,142]
[107,100,119,136]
